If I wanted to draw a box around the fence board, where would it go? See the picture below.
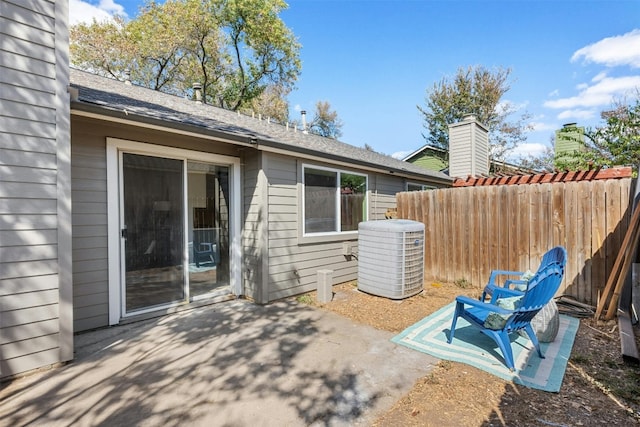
[564,183,578,298]
[397,177,633,305]
[591,180,607,305]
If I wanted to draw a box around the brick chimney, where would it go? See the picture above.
[448,115,489,178]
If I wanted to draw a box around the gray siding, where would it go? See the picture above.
[263,154,411,301]
[0,0,71,378]
[70,116,248,328]
[369,173,404,221]
[71,133,109,331]
[449,117,489,179]
[448,124,472,179]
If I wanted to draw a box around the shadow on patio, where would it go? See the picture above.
[0,299,436,426]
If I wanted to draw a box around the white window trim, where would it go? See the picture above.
[106,138,241,325]
[301,164,368,238]
[406,182,436,191]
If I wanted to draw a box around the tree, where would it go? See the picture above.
[417,65,531,162]
[70,0,301,113]
[308,101,343,139]
[240,83,291,124]
[517,144,556,172]
[560,98,640,171]
[70,16,134,81]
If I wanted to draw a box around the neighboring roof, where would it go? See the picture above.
[69,69,452,185]
[453,166,633,187]
[403,142,534,175]
[402,143,446,162]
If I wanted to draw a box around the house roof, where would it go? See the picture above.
[69,69,452,185]
[452,166,633,187]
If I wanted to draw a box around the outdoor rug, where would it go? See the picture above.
[391,302,580,392]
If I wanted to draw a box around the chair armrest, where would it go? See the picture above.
[455,295,513,315]
[505,279,527,286]
[481,270,526,301]
[489,287,525,304]
[487,270,525,287]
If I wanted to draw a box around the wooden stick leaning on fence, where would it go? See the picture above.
[605,220,640,320]
[595,204,640,320]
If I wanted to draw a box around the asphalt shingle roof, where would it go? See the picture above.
[69,68,452,184]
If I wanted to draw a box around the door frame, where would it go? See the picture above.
[106,138,242,325]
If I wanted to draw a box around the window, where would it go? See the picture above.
[303,166,367,235]
[407,182,436,192]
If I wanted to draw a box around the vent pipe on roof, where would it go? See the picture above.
[193,83,203,104]
[124,69,132,85]
[301,110,308,134]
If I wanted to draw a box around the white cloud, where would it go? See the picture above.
[572,29,640,68]
[528,121,558,132]
[70,0,127,26]
[496,99,528,115]
[557,109,597,121]
[392,150,413,160]
[548,89,559,97]
[508,142,549,160]
[592,71,608,82]
[543,75,640,109]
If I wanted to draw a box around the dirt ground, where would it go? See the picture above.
[298,281,640,426]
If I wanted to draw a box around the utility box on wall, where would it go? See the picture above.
[357,219,425,299]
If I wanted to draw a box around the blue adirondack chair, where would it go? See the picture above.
[480,246,567,303]
[447,259,566,371]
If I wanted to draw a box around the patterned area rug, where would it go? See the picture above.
[391,302,579,392]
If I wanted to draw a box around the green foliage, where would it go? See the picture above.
[558,99,640,172]
[295,293,315,305]
[308,100,344,139]
[454,278,473,289]
[417,65,531,162]
[70,0,301,114]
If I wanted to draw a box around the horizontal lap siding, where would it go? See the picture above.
[71,130,109,331]
[265,156,412,301]
[369,174,404,220]
[0,0,65,378]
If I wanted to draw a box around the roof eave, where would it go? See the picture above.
[71,100,452,185]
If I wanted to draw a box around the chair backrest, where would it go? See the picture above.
[506,257,566,330]
[537,246,567,274]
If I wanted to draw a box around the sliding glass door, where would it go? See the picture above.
[187,161,230,299]
[120,152,230,315]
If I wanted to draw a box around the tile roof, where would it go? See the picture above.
[69,69,452,184]
[452,166,633,187]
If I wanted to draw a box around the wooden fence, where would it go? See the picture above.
[396,178,634,305]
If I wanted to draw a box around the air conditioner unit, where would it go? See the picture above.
[357,219,425,299]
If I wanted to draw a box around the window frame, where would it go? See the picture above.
[406,182,436,192]
[301,164,368,239]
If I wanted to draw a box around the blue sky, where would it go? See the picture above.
[70,0,640,160]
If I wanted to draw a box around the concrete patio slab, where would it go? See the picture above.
[0,299,437,426]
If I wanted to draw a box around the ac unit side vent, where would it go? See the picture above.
[357,219,425,299]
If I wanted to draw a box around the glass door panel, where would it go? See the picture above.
[188,161,230,298]
[122,153,185,312]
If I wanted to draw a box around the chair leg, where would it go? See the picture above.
[491,330,516,371]
[523,324,545,359]
[447,302,463,344]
